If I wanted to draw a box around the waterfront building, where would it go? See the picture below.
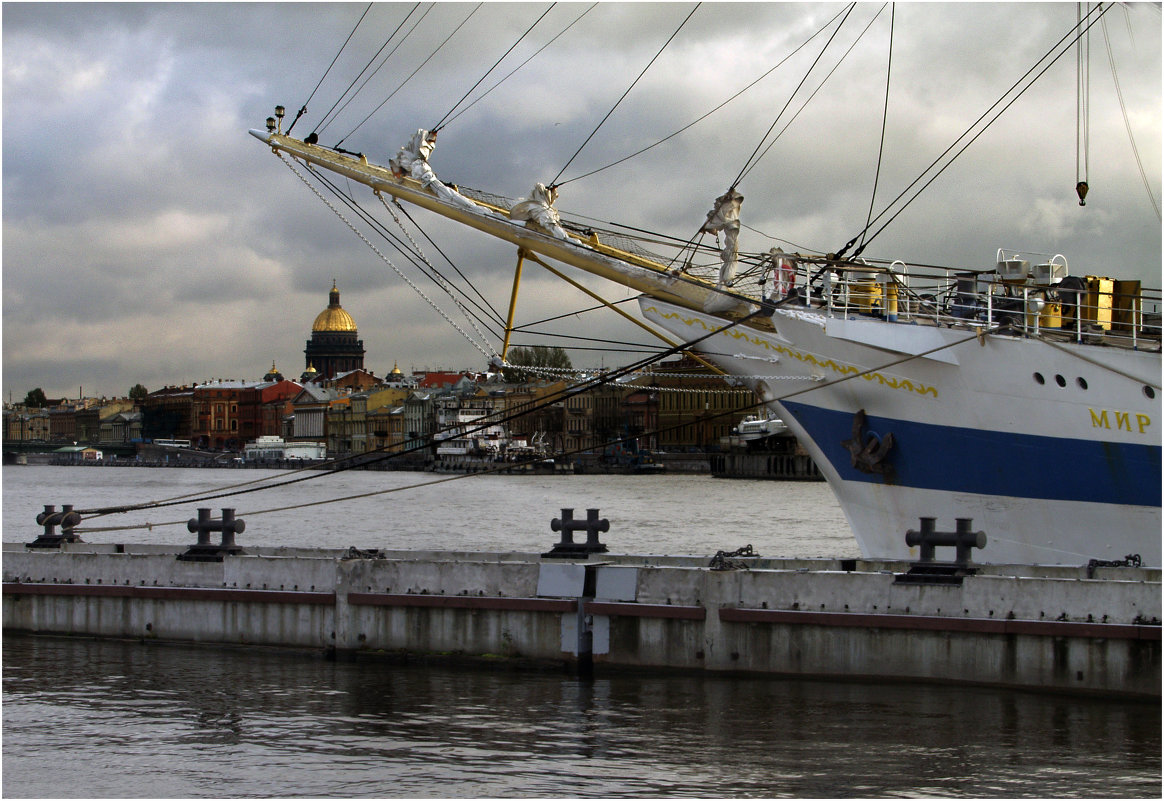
[304,282,365,379]
[622,388,660,451]
[362,387,412,454]
[649,357,757,450]
[42,397,102,443]
[563,383,624,453]
[256,369,303,438]
[191,381,251,450]
[74,399,134,445]
[306,367,380,392]
[503,381,567,453]
[416,371,480,392]
[99,410,141,445]
[141,386,196,443]
[367,404,405,453]
[3,406,51,442]
[288,384,338,443]
[402,392,436,457]
[325,394,357,459]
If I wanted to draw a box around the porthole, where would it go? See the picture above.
[1033,372,1045,385]
[1146,386,1156,400]
[1076,377,1088,390]
[1054,374,1066,387]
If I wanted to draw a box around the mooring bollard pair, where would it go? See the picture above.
[896,516,987,585]
[543,508,609,559]
[177,508,246,562]
[27,504,84,548]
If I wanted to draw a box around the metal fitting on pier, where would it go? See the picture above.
[1086,553,1142,579]
[543,508,609,559]
[896,517,987,585]
[177,508,246,562]
[27,504,84,548]
[906,517,987,565]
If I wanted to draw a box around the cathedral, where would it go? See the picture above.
[304,282,365,380]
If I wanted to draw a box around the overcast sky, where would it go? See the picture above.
[4,2,1160,402]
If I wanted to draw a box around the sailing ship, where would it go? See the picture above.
[250,5,1160,567]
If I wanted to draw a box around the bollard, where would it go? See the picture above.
[905,517,987,565]
[543,508,609,559]
[177,507,246,562]
[27,504,84,548]
[896,517,987,585]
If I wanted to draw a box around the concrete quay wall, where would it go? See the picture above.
[3,545,1159,698]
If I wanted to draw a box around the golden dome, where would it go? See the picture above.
[312,281,357,333]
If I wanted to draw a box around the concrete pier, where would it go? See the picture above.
[3,542,1158,698]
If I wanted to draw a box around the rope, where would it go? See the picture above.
[730,2,856,191]
[337,3,480,145]
[740,4,887,187]
[1032,330,1162,390]
[276,151,495,361]
[1100,15,1160,220]
[843,2,1113,258]
[390,201,505,326]
[441,3,599,131]
[305,167,506,333]
[431,2,557,132]
[859,4,893,252]
[554,2,851,188]
[550,3,700,187]
[317,3,426,139]
[75,295,783,521]
[1076,2,1089,196]
[73,313,989,534]
[375,191,499,354]
[287,2,376,136]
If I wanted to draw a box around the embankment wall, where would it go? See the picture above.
[3,545,1158,698]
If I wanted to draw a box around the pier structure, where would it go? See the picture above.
[3,535,1158,698]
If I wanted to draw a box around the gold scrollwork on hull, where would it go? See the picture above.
[643,305,939,400]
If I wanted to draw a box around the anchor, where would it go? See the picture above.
[543,508,609,559]
[841,409,895,479]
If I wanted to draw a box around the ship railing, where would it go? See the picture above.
[817,260,1161,349]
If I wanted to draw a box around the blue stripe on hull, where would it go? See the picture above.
[781,401,1162,507]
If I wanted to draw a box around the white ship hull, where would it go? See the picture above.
[641,298,1161,566]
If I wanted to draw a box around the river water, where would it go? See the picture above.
[3,466,1160,798]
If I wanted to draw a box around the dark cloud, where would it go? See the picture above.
[4,2,1160,399]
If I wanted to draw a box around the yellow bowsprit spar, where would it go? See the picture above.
[249,127,770,364]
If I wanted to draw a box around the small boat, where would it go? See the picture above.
[732,415,789,442]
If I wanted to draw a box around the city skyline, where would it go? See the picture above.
[5,3,1160,400]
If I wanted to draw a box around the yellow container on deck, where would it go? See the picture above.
[1038,301,1062,328]
[1082,276,1113,330]
[850,277,882,314]
[1112,280,1142,333]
